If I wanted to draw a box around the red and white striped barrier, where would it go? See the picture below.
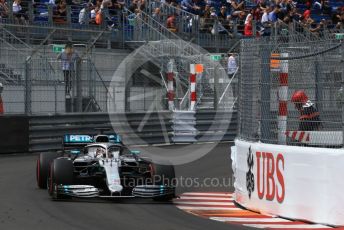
[278,53,288,145]
[285,130,343,146]
[189,64,197,111]
[285,131,310,143]
[167,60,175,111]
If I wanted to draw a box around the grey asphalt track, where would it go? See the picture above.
[0,143,251,230]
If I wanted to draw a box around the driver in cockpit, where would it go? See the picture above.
[95,148,105,158]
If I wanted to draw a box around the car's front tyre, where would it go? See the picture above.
[150,163,176,201]
[36,152,62,189]
[48,158,74,200]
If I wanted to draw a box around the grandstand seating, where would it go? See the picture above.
[0,0,342,50]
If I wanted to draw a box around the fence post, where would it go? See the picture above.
[8,0,13,23]
[66,5,72,25]
[213,63,219,110]
[314,58,322,114]
[48,5,53,25]
[75,59,83,112]
[25,58,32,115]
[28,2,34,23]
[214,18,219,53]
[260,44,271,142]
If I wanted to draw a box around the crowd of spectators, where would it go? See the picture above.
[0,0,128,28]
[0,0,343,36]
[150,0,343,36]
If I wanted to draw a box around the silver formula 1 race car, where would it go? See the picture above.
[36,133,175,201]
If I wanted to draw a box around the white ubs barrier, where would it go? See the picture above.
[231,139,344,226]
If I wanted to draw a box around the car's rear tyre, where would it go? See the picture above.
[36,152,62,189]
[150,163,176,201]
[48,158,74,199]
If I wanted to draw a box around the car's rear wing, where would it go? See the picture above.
[63,134,122,149]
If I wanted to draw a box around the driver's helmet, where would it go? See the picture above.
[95,147,105,158]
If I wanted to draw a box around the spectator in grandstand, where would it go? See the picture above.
[291,90,321,131]
[79,3,93,24]
[309,18,325,35]
[268,5,279,22]
[181,0,203,15]
[94,0,102,8]
[204,0,222,11]
[300,7,315,27]
[332,8,344,29]
[48,0,56,5]
[244,13,253,36]
[202,4,211,17]
[278,0,288,14]
[302,6,311,20]
[90,6,99,24]
[128,0,145,11]
[53,0,67,24]
[286,0,296,12]
[152,7,162,22]
[259,7,272,35]
[313,0,331,15]
[218,6,231,22]
[100,0,117,28]
[235,11,247,34]
[228,0,245,16]
[166,13,178,32]
[110,0,124,10]
[0,0,9,18]
[200,5,215,32]
[251,6,262,21]
[261,6,270,24]
[217,6,232,32]
[57,42,79,102]
[289,7,303,22]
[12,0,28,24]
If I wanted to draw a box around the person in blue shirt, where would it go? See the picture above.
[268,5,279,22]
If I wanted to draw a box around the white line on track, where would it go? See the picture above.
[181,193,233,196]
[176,206,242,211]
[209,217,291,223]
[178,196,234,201]
[243,224,331,229]
[174,201,236,206]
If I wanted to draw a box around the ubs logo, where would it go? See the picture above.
[246,146,254,199]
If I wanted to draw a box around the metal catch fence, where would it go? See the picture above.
[1,55,110,114]
[238,35,344,148]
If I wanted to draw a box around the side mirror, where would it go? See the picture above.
[70,149,81,155]
[131,150,141,155]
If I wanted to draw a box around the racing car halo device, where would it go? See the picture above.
[36,133,175,201]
